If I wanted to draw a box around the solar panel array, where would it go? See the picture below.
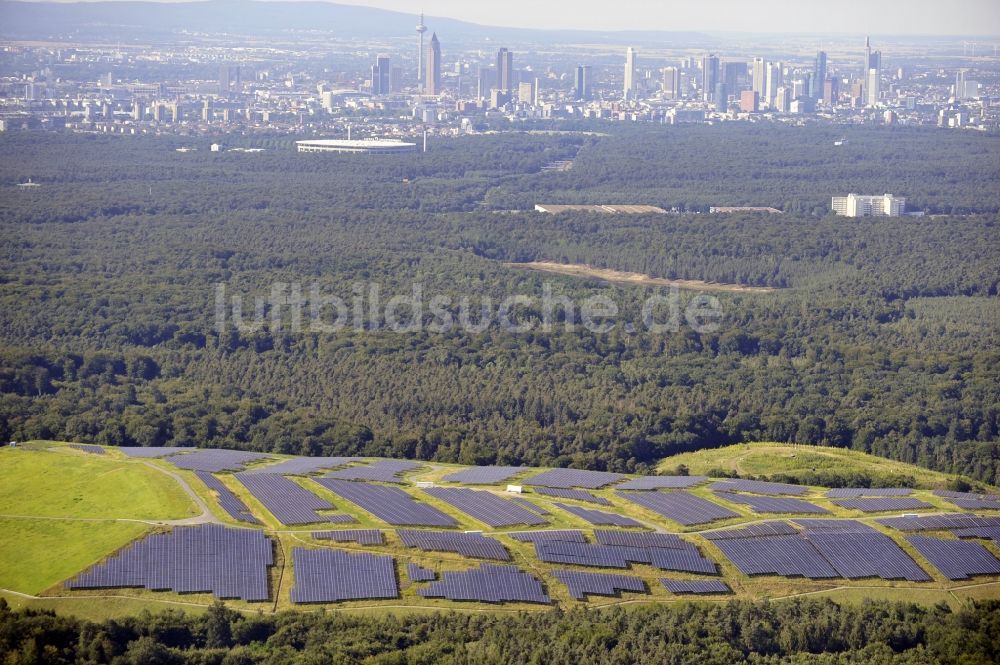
[407,563,436,582]
[234,473,354,525]
[615,475,708,490]
[315,478,457,527]
[118,446,195,458]
[535,539,717,574]
[553,502,642,527]
[712,534,839,579]
[524,468,627,489]
[553,570,647,600]
[826,487,914,498]
[508,530,586,544]
[397,529,510,561]
[417,564,550,604]
[703,521,799,540]
[312,529,384,545]
[169,449,273,473]
[907,536,1000,580]
[509,496,549,515]
[616,490,739,526]
[594,530,686,549]
[441,466,526,484]
[195,471,260,524]
[953,526,1000,545]
[67,524,272,601]
[708,479,810,496]
[831,497,933,513]
[714,491,829,514]
[877,514,1000,531]
[806,530,930,581]
[422,487,546,527]
[289,548,398,603]
[69,444,105,455]
[532,487,612,506]
[790,519,874,532]
[324,459,422,483]
[932,490,1000,511]
[661,579,731,595]
[248,456,360,475]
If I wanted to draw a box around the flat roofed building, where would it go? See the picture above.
[296,139,417,154]
[535,204,666,214]
[831,193,905,217]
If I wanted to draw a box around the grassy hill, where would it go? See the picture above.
[657,443,990,490]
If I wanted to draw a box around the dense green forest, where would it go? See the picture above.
[1,126,998,481]
[2,597,998,664]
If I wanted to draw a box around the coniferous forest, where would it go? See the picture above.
[1,125,998,482]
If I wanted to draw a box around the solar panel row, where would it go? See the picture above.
[707,479,810,496]
[324,460,422,483]
[441,466,526,484]
[532,487,612,506]
[195,471,260,524]
[248,456,360,475]
[616,490,739,526]
[68,444,105,455]
[702,521,799,540]
[831,497,933,513]
[67,524,273,601]
[952,526,1000,545]
[906,536,1000,580]
[508,530,586,544]
[712,535,839,579]
[535,540,717,574]
[417,564,550,604]
[825,487,914,498]
[593,530,686,549]
[422,487,546,527]
[118,446,195,458]
[290,548,398,603]
[169,449,273,472]
[315,479,457,527]
[523,468,626,489]
[877,514,1000,531]
[397,529,510,561]
[312,529,384,545]
[553,502,642,527]
[615,476,708,491]
[807,531,930,581]
[407,563,436,582]
[509,496,549,515]
[235,473,354,525]
[714,491,829,514]
[660,579,731,595]
[553,570,646,600]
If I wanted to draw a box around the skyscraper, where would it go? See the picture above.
[575,65,592,101]
[812,51,827,98]
[496,48,514,92]
[662,66,679,99]
[765,62,782,107]
[701,54,719,102]
[416,13,427,86]
[624,47,637,100]
[425,33,441,96]
[478,66,495,99]
[371,54,392,95]
[865,38,881,107]
[752,57,766,96]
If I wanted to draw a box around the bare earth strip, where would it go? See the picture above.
[506,261,776,293]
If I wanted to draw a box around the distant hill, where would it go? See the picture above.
[0,0,711,45]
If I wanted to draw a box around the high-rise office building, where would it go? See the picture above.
[518,80,534,105]
[812,51,827,98]
[701,54,719,102]
[823,77,839,105]
[765,62,782,107]
[477,66,495,99]
[723,61,745,94]
[390,65,403,93]
[662,66,680,99]
[425,33,441,95]
[752,57,766,96]
[775,86,789,113]
[865,37,881,107]
[575,65,592,101]
[624,47,637,100]
[371,54,392,95]
[496,48,514,92]
[740,90,759,113]
[714,82,728,112]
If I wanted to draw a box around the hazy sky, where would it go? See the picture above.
[338,0,999,35]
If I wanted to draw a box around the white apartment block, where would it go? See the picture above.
[831,193,906,217]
